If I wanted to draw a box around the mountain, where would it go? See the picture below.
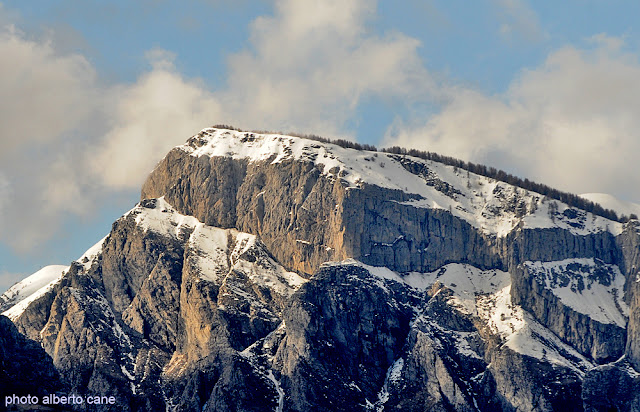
[2,127,640,411]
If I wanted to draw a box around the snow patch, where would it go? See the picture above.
[372,357,405,411]
[2,233,108,321]
[239,323,288,412]
[76,236,107,270]
[476,284,594,374]
[121,365,135,381]
[1,265,69,320]
[523,258,628,327]
[127,197,307,295]
[388,358,404,383]
[330,259,510,316]
[266,370,284,412]
[331,259,593,372]
[130,197,200,238]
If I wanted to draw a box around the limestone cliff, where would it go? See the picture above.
[2,127,640,411]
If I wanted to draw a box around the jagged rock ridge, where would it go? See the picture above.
[2,127,640,411]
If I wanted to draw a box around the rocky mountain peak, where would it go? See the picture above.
[2,126,640,411]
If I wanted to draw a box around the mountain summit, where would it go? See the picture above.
[2,127,640,411]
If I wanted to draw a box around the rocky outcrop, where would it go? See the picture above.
[582,357,640,412]
[629,279,640,371]
[142,147,507,275]
[7,199,308,411]
[484,346,583,412]
[36,266,156,411]
[271,263,590,411]
[512,260,627,363]
[99,200,188,315]
[274,264,416,411]
[141,133,629,281]
[0,315,63,401]
[5,198,598,411]
[142,150,343,275]
[617,221,640,370]
[502,227,620,271]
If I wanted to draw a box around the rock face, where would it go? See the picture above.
[3,127,640,411]
[512,259,627,363]
[0,315,63,403]
[619,221,640,370]
[582,358,640,412]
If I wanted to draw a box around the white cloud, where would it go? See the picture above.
[93,0,435,189]
[93,62,223,189]
[93,0,433,188]
[494,0,547,43]
[0,23,103,250]
[0,20,223,250]
[0,51,224,248]
[222,0,434,136]
[145,48,177,71]
[0,24,97,157]
[385,35,640,202]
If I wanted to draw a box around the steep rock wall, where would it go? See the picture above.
[617,222,640,369]
[512,264,626,363]
[142,148,629,278]
[140,147,640,370]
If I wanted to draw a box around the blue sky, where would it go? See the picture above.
[1,0,640,292]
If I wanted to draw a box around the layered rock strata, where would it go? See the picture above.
[2,127,640,411]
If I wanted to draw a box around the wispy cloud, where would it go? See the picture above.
[0,24,97,157]
[221,0,434,135]
[94,0,435,188]
[92,63,224,189]
[494,0,547,43]
[0,23,103,250]
[0,173,9,218]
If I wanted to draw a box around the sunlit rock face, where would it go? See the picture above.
[3,127,640,411]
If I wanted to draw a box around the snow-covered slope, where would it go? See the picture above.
[323,259,595,373]
[1,265,69,320]
[1,236,107,321]
[523,258,628,327]
[179,128,622,237]
[130,197,307,294]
